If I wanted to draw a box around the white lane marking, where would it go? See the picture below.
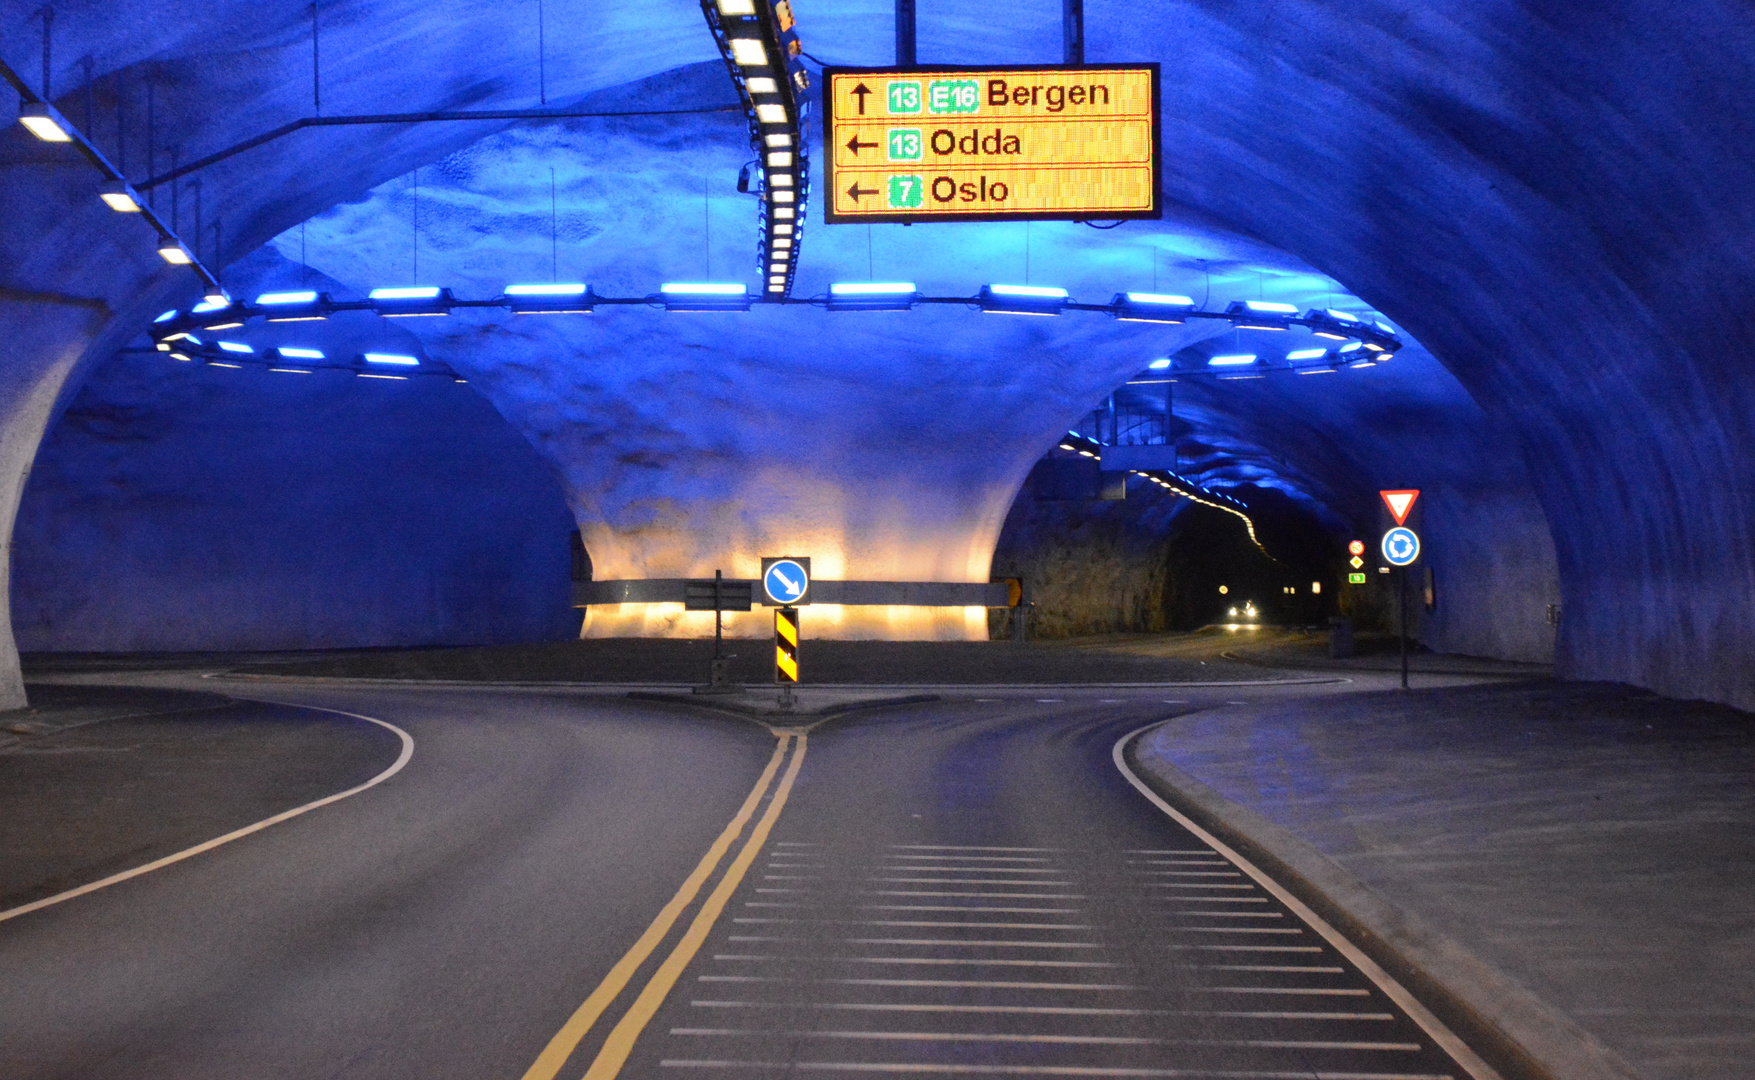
[763,875,818,881]
[891,845,1061,852]
[864,891,1088,900]
[1160,927,1304,935]
[0,699,413,925]
[1208,987,1371,996]
[858,905,1084,914]
[728,937,1107,949]
[871,877,1073,885]
[1166,944,1323,953]
[697,976,1135,991]
[689,1000,1398,1020]
[776,842,820,846]
[659,1063,1448,1077]
[1140,871,1244,877]
[885,855,1053,863]
[1161,700,1189,704]
[1131,859,1229,865]
[1156,896,1269,904]
[712,956,1123,969]
[733,919,1093,930]
[1168,912,1285,919]
[1146,883,1258,890]
[1114,723,1501,1080]
[1224,700,1249,705]
[1201,965,1346,974]
[1099,700,1126,704]
[1126,849,1213,855]
[877,867,1069,875]
[668,1030,1425,1052]
[1034,699,1063,703]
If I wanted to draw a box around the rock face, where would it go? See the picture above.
[0,3,1748,705]
[11,340,578,653]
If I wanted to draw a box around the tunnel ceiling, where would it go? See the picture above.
[3,0,1752,706]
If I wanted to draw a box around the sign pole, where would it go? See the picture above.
[775,606,799,711]
[1399,566,1409,690]
[713,569,724,661]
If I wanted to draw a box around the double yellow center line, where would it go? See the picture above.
[520,732,807,1080]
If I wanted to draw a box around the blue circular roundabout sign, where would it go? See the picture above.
[1381,527,1421,566]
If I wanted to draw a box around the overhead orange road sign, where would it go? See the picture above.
[823,65,1161,223]
[1380,489,1420,526]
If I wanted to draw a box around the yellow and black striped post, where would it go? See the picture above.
[775,606,800,686]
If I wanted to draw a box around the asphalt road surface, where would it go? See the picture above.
[0,681,1486,1079]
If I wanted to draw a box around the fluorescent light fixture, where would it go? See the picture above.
[729,38,767,66]
[277,346,325,359]
[163,332,200,344]
[990,284,1068,299]
[269,367,312,374]
[157,241,193,265]
[980,284,1068,316]
[773,223,793,235]
[100,181,144,212]
[746,76,779,94]
[154,309,179,323]
[505,283,588,296]
[156,342,172,352]
[1348,359,1377,368]
[1339,342,1364,353]
[208,361,242,369]
[363,353,419,366]
[768,171,793,186]
[767,151,793,167]
[358,373,408,381]
[661,282,751,311]
[1147,358,1172,369]
[257,290,319,305]
[1377,352,1397,360]
[18,102,72,142]
[1325,309,1360,322]
[202,288,229,305]
[1208,353,1257,366]
[1362,342,1384,351]
[1298,366,1339,374]
[1218,373,1265,380]
[765,133,792,148]
[772,238,792,250]
[1376,320,1396,334]
[1286,348,1328,360]
[771,190,795,203]
[718,0,756,14]
[755,103,786,124]
[168,352,192,362]
[828,281,918,311]
[203,321,244,330]
[217,341,253,353]
[1242,300,1298,314]
[369,286,442,300]
[191,299,232,314]
[1114,291,1194,323]
[773,206,795,219]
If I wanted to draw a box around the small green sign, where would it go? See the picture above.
[927,79,981,114]
[887,174,925,209]
[887,81,922,114]
[1348,572,1367,584]
[888,128,923,161]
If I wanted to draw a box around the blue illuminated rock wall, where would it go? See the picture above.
[10,334,578,653]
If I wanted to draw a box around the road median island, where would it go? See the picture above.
[0,684,405,916]
[1122,682,1753,1080]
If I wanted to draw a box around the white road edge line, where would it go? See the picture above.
[0,697,414,925]
[1112,721,1501,1080]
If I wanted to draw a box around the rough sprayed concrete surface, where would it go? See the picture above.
[1139,684,1755,1080]
[0,3,1746,703]
[10,336,579,652]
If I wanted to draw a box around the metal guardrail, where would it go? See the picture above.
[573,579,1014,608]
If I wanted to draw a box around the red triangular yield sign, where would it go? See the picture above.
[1380,489,1420,526]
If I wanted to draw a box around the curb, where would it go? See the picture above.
[624,691,942,721]
[1123,723,1641,1080]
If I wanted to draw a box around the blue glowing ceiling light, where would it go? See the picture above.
[1339,342,1365,353]
[1208,353,1258,367]
[370,286,451,317]
[1239,299,1298,314]
[979,284,1069,316]
[1286,348,1328,360]
[369,286,443,300]
[167,352,193,361]
[717,0,757,15]
[661,282,751,312]
[1147,358,1172,370]
[505,282,595,313]
[191,298,232,314]
[1112,292,1195,323]
[216,341,253,354]
[1347,359,1377,369]
[362,353,420,366]
[827,282,919,311]
[157,241,194,266]
[257,290,320,305]
[153,309,179,323]
[162,332,201,344]
[1297,366,1339,374]
[277,346,325,360]
[1224,300,1293,329]
[728,38,768,66]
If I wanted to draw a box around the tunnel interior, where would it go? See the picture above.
[1,0,1750,710]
